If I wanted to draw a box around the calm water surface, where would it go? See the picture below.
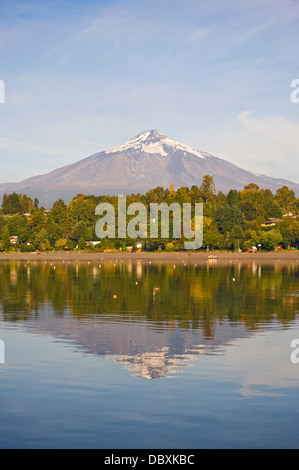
[0,259,298,449]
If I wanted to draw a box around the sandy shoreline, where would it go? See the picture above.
[1,250,299,264]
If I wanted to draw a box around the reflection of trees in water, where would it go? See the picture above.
[0,260,298,337]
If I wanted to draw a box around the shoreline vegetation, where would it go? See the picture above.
[1,176,299,256]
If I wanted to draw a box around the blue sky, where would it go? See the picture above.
[0,0,299,184]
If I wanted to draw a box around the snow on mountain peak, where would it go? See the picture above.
[106,130,207,159]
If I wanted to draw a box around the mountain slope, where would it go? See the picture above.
[0,130,298,206]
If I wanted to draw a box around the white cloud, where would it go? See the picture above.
[223,327,299,398]
[211,112,299,183]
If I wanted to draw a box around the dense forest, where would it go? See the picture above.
[0,175,299,252]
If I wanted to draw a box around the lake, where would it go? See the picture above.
[0,258,298,449]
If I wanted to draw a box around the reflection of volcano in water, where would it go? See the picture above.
[0,305,292,379]
[10,308,249,379]
[112,344,217,379]
[1,260,299,379]
[113,348,188,379]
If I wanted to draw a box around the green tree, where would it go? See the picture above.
[68,196,97,225]
[20,194,33,213]
[7,215,28,243]
[55,238,67,251]
[189,185,203,204]
[46,223,63,246]
[279,218,299,248]
[165,242,175,252]
[275,186,295,213]
[240,201,256,221]
[227,189,241,206]
[2,193,22,214]
[260,230,282,251]
[244,183,259,192]
[230,225,244,251]
[200,175,216,202]
[78,236,86,250]
[48,199,67,225]
[2,226,11,250]
[145,186,168,204]
[72,221,88,242]
[2,193,33,215]
[215,204,244,234]
[35,228,49,250]
[203,224,225,250]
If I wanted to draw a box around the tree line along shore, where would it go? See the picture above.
[0,175,299,254]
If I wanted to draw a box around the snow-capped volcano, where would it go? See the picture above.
[107,130,209,159]
[0,129,298,206]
